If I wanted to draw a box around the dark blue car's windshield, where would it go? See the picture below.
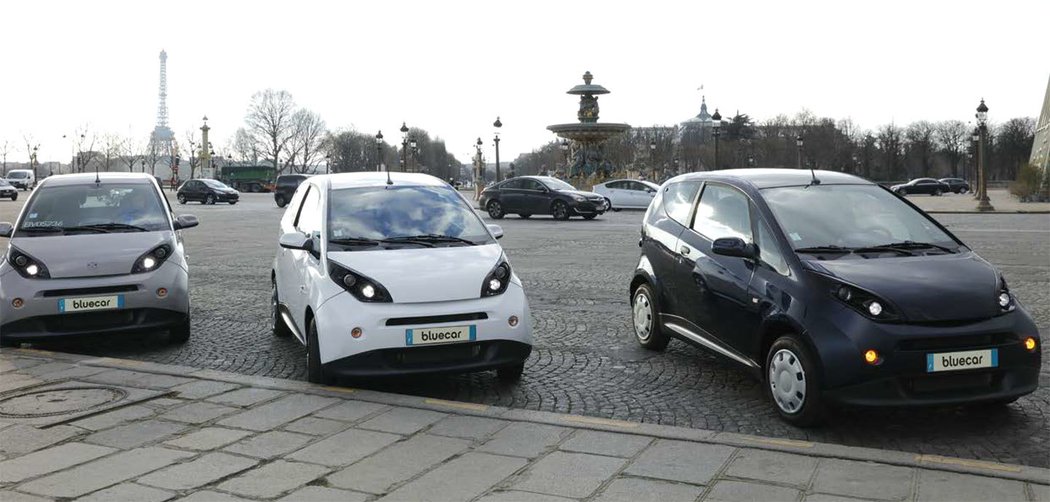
[762,184,957,251]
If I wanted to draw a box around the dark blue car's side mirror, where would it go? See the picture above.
[712,237,757,259]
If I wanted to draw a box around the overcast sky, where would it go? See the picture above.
[1,0,1047,165]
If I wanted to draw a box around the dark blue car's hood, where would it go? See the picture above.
[803,251,1001,322]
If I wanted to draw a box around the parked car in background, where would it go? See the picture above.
[592,179,661,211]
[890,178,949,196]
[274,174,310,207]
[630,168,1040,426]
[938,178,970,194]
[6,169,36,191]
[0,179,18,200]
[480,175,608,220]
[272,172,532,384]
[0,173,199,346]
[176,179,240,205]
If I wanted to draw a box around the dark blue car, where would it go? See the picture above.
[630,169,1040,426]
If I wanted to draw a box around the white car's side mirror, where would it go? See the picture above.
[487,224,504,240]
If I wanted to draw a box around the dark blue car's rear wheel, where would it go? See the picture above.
[766,335,824,426]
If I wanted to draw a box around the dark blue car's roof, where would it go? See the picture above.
[669,169,873,189]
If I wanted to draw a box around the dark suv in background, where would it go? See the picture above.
[274,174,310,208]
[938,178,971,194]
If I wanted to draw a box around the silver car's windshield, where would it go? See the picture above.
[762,184,958,251]
[327,185,493,249]
[17,183,169,235]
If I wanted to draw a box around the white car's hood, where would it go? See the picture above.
[327,243,504,303]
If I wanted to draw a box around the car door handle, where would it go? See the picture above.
[680,246,691,256]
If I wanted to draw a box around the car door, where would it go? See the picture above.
[498,179,526,213]
[644,180,700,316]
[673,182,759,357]
[283,184,321,335]
[629,181,656,208]
[741,210,794,360]
[602,181,626,208]
[520,178,549,214]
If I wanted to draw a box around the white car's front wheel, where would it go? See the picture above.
[306,319,333,385]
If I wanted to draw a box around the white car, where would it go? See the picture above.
[592,179,660,211]
[6,169,36,191]
[272,172,533,384]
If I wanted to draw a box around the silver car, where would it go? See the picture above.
[0,173,198,346]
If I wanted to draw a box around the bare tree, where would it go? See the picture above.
[935,120,968,177]
[230,127,261,164]
[74,130,99,173]
[118,136,143,172]
[181,130,202,181]
[904,121,936,177]
[245,89,297,175]
[100,134,123,172]
[0,140,9,176]
[285,109,327,174]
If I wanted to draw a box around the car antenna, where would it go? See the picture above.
[94,161,101,185]
[806,167,821,188]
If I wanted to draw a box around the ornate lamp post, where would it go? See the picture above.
[648,139,657,181]
[971,128,980,199]
[140,159,146,173]
[673,157,680,176]
[711,109,722,169]
[474,137,484,200]
[493,116,502,182]
[399,122,409,171]
[560,139,570,177]
[975,99,995,211]
[796,134,805,169]
[31,145,38,180]
[409,135,418,173]
[375,131,384,172]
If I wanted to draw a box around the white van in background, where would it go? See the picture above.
[6,170,36,190]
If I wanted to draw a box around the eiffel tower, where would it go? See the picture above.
[148,50,175,176]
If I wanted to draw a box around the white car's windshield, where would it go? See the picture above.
[538,177,575,191]
[327,185,494,249]
[7,172,28,179]
[17,183,169,235]
[762,184,958,251]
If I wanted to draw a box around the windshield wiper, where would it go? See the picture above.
[329,237,382,247]
[17,226,64,234]
[794,245,854,254]
[64,223,149,233]
[867,241,957,253]
[385,234,476,246]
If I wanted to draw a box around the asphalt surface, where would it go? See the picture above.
[1,191,1048,467]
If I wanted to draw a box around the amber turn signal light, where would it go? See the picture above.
[1024,337,1037,351]
[864,349,879,365]
[351,327,363,339]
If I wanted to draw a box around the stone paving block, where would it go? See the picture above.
[176,490,254,502]
[427,415,510,441]
[169,380,240,399]
[704,479,802,502]
[327,434,471,493]
[802,494,873,502]
[288,427,401,467]
[19,362,109,380]
[0,374,41,393]
[0,490,53,502]
[0,357,46,372]
[206,387,285,407]
[592,476,704,502]
[0,424,79,456]
[216,460,331,498]
[283,416,349,436]
[811,459,914,501]
[477,422,571,458]
[724,448,819,487]
[83,369,192,389]
[559,430,652,458]
[83,419,187,449]
[277,486,370,502]
[223,430,313,459]
[17,446,193,498]
[160,401,239,424]
[379,452,528,502]
[510,451,626,498]
[137,452,258,490]
[0,442,114,483]
[356,406,448,435]
[217,393,338,431]
[915,469,1027,502]
[163,427,253,450]
[71,404,157,431]
[313,400,388,422]
[476,491,576,502]
[141,398,185,408]
[623,439,735,485]
[77,483,174,502]
[1031,483,1050,502]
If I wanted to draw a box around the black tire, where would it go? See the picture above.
[519,213,531,219]
[959,187,969,194]
[272,280,292,338]
[487,200,505,219]
[766,335,824,427]
[551,200,570,220]
[169,315,191,344]
[228,200,237,205]
[306,318,333,385]
[275,195,287,208]
[631,284,669,351]
[604,197,615,212]
[897,188,907,196]
[10,193,16,201]
[933,189,943,196]
[969,397,1019,409]
[497,362,525,382]
[205,194,216,205]
[177,193,187,204]
[583,214,597,220]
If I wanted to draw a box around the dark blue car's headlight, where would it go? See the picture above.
[998,275,1015,312]
[329,261,392,303]
[830,282,901,321]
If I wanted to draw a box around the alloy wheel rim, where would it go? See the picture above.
[633,292,652,341]
[554,203,567,219]
[489,202,501,217]
[769,348,806,414]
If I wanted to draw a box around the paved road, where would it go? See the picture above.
[1,192,1048,467]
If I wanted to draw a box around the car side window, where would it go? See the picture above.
[662,180,701,227]
[756,217,790,276]
[606,181,624,189]
[502,179,523,190]
[627,181,645,191]
[522,179,544,191]
[285,184,311,228]
[296,186,321,235]
[692,183,753,243]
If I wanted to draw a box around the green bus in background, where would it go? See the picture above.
[219,165,276,192]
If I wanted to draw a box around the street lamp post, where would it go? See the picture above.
[648,139,657,181]
[493,117,502,183]
[474,137,484,200]
[409,135,418,172]
[375,131,384,172]
[975,99,995,212]
[673,157,680,176]
[560,139,570,177]
[711,109,722,169]
[399,122,409,172]
[796,134,805,169]
[31,145,38,181]
[971,128,980,199]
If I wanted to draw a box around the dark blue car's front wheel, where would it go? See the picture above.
[766,335,824,427]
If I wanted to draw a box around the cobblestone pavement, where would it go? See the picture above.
[1,193,1048,467]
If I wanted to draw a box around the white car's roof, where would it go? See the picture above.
[320,172,450,190]
[39,172,157,187]
[6,169,33,174]
[598,178,659,187]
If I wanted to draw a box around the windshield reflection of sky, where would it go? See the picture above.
[328,186,489,243]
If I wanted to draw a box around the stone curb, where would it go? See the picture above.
[8,347,1050,486]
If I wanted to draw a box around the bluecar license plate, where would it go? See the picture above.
[405,325,476,346]
[58,295,125,313]
[926,349,998,373]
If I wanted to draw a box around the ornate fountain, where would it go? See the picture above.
[547,71,631,178]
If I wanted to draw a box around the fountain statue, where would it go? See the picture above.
[547,71,631,179]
